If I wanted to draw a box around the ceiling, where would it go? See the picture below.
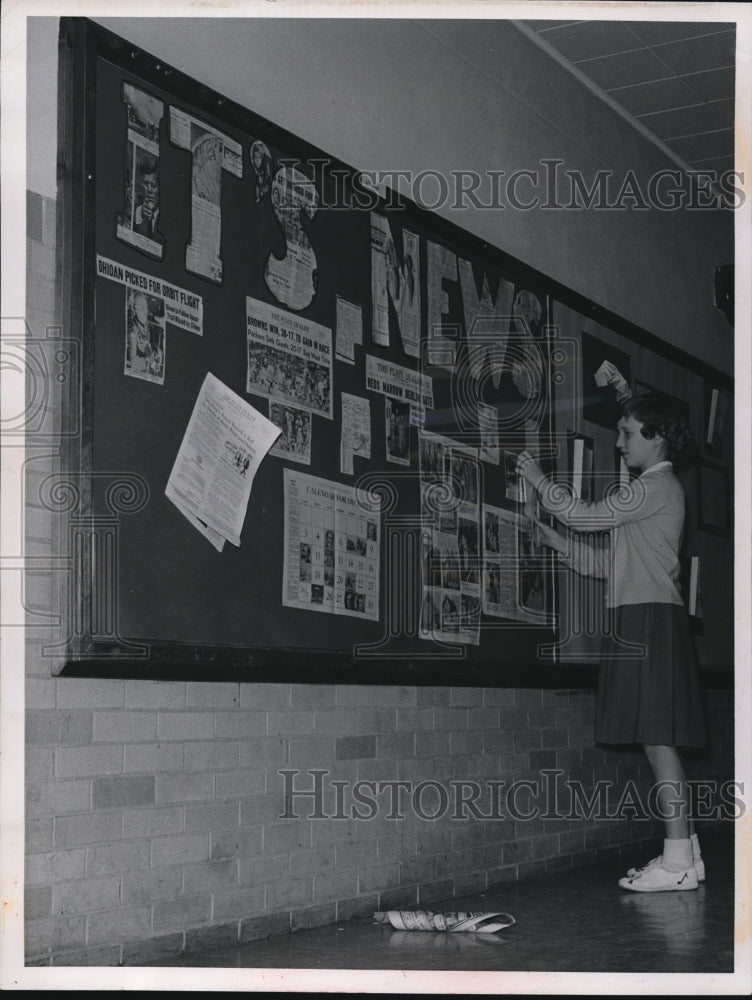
[520,19,736,173]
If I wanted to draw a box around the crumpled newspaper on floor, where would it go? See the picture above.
[374,910,515,933]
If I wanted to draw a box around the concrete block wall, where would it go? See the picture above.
[24,192,735,966]
[25,671,734,967]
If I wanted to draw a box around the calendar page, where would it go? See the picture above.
[282,469,380,620]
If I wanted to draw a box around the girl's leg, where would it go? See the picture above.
[622,743,704,888]
[617,743,696,889]
[642,743,692,839]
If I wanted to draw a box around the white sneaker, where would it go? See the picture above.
[626,854,661,878]
[626,854,705,882]
[619,861,699,892]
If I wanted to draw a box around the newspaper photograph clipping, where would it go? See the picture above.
[370,212,421,357]
[115,83,165,258]
[419,429,482,646]
[247,297,333,419]
[269,401,312,466]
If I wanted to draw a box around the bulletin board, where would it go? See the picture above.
[55,18,734,683]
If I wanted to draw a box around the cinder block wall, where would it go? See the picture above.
[24,193,734,967]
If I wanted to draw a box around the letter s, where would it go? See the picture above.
[264,163,319,311]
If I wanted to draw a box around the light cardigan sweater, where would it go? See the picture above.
[537,461,685,609]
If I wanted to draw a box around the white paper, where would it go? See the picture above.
[707,387,730,449]
[594,359,629,399]
[578,438,594,502]
[335,296,363,364]
[689,555,701,618]
[340,393,371,476]
[594,360,612,387]
[165,372,280,546]
[572,437,584,498]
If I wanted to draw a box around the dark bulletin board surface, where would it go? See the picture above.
[59,18,569,681]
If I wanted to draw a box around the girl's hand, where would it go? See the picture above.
[534,519,568,555]
[595,360,631,402]
[517,450,545,490]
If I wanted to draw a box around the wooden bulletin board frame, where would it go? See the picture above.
[53,18,734,686]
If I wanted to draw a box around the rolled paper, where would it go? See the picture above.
[374,910,515,933]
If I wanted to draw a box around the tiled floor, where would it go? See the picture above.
[148,824,736,974]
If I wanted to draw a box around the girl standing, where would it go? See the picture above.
[517,393,706,892]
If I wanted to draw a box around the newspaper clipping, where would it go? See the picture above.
[265,165,319,311]
[97,254,203,336]
[482,503,523,620]
[459,260,513,384]
[116,83,165,258]
[335,295,364,365]
[426,240,459,369]
[419,430,481,646]
[365,355,434,430]
[340,393,372,476]
[123,288,166,386]
[385,398,411,466]
[478,401,500,466]
[482,502,551,623]
[370,213,421,357]
[246,296,333,419]
[269,401,312,466]
[169,106,243,283]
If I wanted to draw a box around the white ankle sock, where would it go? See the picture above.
[662,837,693,870]
[690,832,702,860]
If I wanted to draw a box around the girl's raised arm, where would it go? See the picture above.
[517,451,671,533]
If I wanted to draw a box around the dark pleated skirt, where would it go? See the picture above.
[595,602,706,747]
